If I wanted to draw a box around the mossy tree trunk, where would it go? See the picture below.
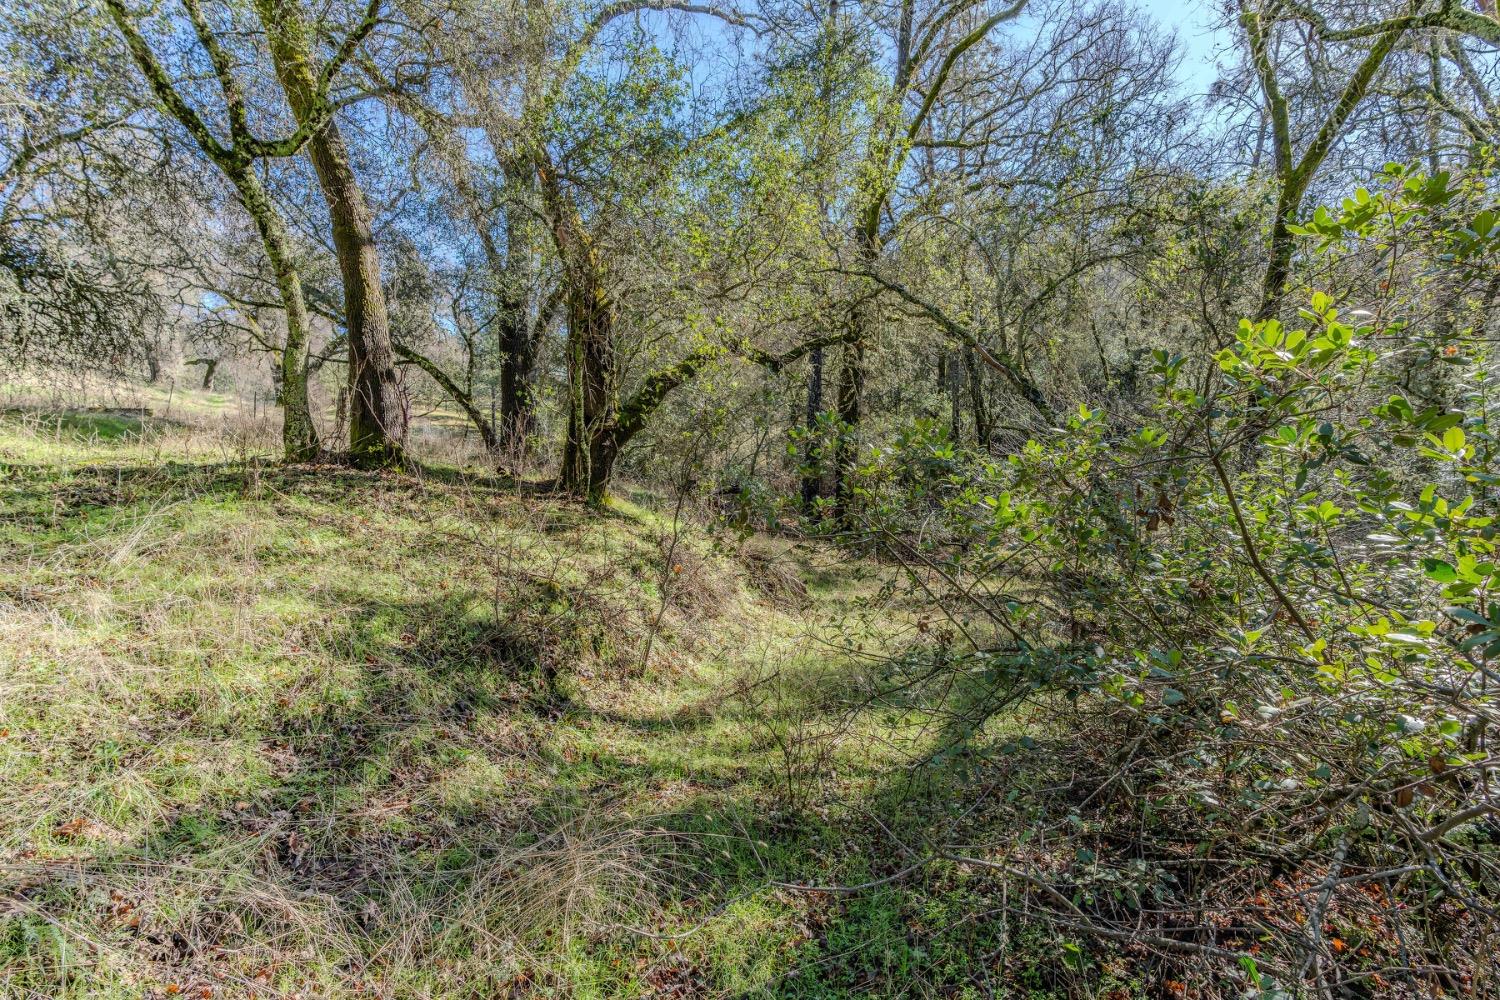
[559,328,861,506]
[557,260,618,504]
[104,0,319,462]
[496,165,547,454]
[537,152,618,503]
[498,279,543,453]
[255,0,406,467]
[234,171,319,460]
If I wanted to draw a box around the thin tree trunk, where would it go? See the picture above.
[963,347,991,448]
[803,0,838,514]
[944,351,960,443]
[832,236,876,522]
[234,169,318,460]
[831,331,866,519]
[800,344,825,510]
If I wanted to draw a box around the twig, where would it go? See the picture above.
[1206,432,1316,642]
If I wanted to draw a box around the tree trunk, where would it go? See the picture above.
[941,351,960,442]
[398,91,542,458]
[831,331,865,519]
[800,344,825,510]
[832,209,881,523]
[200,358,217,390]
[1257,193,1298,321]
[498,306,540,452]
[255,0,405,466]
[832,251,875,523]
[104,0,319,462]
[496,183,543,455]
[538,150,621,503]
[233,169,319,461]
[558,267,618,504]
[963,347,991,448]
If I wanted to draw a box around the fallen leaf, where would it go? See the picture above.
[52,817,89,839]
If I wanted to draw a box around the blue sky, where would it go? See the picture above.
[1133,0,1231,97]
[652,0,1235,112]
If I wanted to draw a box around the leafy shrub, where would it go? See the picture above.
[822,163,1500,994]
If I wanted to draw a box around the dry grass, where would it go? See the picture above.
[0,396,922,999]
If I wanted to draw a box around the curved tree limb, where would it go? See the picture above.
[392,340,499,452]
[856,271,1054,421]
[1284,0,1500,46]
[585,327,858,461]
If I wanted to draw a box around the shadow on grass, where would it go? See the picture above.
[0,454,1016,999]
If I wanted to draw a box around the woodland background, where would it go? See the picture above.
[2,0,1499,996]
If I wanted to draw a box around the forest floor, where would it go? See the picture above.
[0,399,1096,999]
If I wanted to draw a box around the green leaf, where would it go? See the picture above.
[1384,632,1429,645]
[1239,955,1263,988]
[1459,631,1500,652]
[1422,559,1457,583]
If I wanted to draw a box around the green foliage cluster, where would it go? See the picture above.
[771,163,1500,990]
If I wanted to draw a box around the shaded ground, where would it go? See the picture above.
[0,408,1061,999]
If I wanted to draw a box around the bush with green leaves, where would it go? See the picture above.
[838,163,1499,993]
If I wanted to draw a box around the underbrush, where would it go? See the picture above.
[745,171,1500,1000]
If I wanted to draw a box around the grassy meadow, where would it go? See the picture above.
[0,394,1073,999]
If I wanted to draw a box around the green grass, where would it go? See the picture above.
[0,407,1066,999]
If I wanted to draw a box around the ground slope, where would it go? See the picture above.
[1,408,1030,1000]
